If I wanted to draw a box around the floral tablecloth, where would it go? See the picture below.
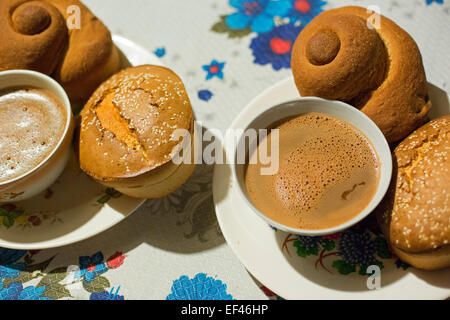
[1,0,449,300]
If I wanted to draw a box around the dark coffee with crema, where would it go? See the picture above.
[245,112,380,230]
[0,88,66,183]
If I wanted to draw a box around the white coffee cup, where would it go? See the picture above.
[231,97,393,236]
[0,70,74,202]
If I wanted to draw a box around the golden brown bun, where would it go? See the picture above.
[78,65,195,199]
[291,6,431,142]
[0,0,120,103]
[377,115,450,270]
[390,244,450,271]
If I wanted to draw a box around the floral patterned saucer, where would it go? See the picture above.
[0,35,162,250]
[213,77,450,299]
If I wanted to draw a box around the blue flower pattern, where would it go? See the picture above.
[90,287,124,300]
[167,273,234,300]
[287,0,327,25]
[226,0,292,33]
[213,0,327,70]
[0,249,26,280]
[154,47,166,57]
[202,60,226,80]
[198,89,214,101]
[0,282,52,300]
[77,252,108,283]
[426,0,444,5]
[250,23,302,70]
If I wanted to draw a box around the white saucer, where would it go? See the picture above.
[0,35,162,250]
[213,76,450,299]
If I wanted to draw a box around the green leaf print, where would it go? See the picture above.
[83,276,110,293]
[10,209,24,219]
[38,267,68,287]
[211,16,252,38]
[97,188,122,204]
[1,271,35,288]
[332,260,356,275]
[105,188,122,198]
[374,237,392,259]
[2,216,14,228]
[0,208,24,228]
[42,283,72,300]
[97,195,111,204]
[322,239,335,251]
[293,240,318,257]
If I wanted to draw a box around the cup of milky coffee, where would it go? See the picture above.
[232,98,392,236]
[0,70,74,202]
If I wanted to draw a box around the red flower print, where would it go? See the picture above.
[322,232,341,241]
[1,204,17,212]
[28,215,41,226]
[106,251,127,269]
[260,285,275,297]
[294,0,311,13]
[270,38,292,55]
[209,65,219,73]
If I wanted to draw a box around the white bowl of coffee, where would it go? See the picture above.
[232,98,392,236]
[0,70,74,202]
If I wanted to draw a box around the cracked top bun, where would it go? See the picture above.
[78,65,193,182]
[378,115,450,260]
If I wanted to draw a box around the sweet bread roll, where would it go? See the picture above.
[291,6,431,142]
[0,0,120,103]
[77,65,195,199]
[377,115,450,270]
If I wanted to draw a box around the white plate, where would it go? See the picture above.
[0,35,162,249]
[213,76,450,300]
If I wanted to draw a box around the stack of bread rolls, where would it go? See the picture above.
[0,1,196,199]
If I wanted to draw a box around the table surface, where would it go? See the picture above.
[0,0,449,300]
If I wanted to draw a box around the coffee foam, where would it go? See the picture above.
[0,88,66,183]
[245,112,380,230]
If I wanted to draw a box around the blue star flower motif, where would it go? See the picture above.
[202,60,226,80]
[287,0,327,25]
[76,252,108,283]
[166,273,234,300]
[426,0,443,4]
[0,282,52,300]
[154,47,166,57]
[250,23,302,70]
[226,0,292,33]
[90,286,124,300]
[198,89,214,101]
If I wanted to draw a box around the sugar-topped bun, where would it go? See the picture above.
[377,115,450,270]
[77,65,195,198]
